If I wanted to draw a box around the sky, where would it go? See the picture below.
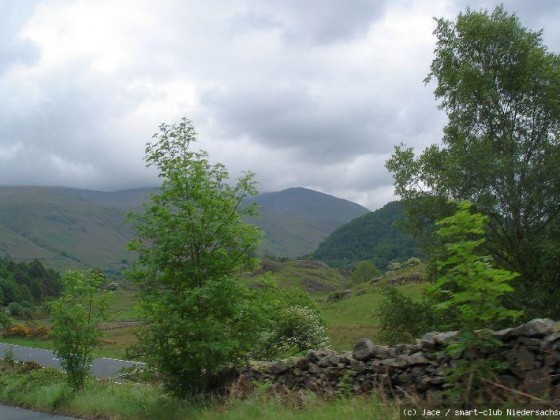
[1,0,560,210]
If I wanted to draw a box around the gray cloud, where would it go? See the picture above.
[0,0,558,210]
[0,2,40,74]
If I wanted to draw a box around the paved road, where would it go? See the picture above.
[0,405,77,420]
[0,343,145,377]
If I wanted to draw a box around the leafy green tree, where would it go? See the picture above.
[428,202,521,402]
[386,6,560,318]
[49,270,109,391]
[128,118,262,397]
[428,202,521,330]
[351,260,380,284]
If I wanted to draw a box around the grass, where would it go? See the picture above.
[318,278,427,351]
[1,264,427,358]
[0,359,401,419]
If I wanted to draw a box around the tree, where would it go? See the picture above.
[49,270,109,391]
[351,260,380,284]
[428,202,521,331]
[128,118,262,396]
[428,202,521,402]
[386,6,560,318]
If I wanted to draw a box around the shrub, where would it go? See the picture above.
[250,279,329,360]
[269,305,329,357]
[376,287,435,345]
[6,324,32,337]
[50,270,110,392]
[0,310,12,330]
[31,326,50,339]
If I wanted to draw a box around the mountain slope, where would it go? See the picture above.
[313,201,422,269]
[0,187,134,272]
[248,188,370,257]
[0,186,368,270]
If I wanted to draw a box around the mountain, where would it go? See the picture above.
[313,201,422,270]
[0,186,369,272]
[250,188,370,257]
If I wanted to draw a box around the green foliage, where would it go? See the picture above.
[428,202,522,331]
[0,358,400,420]
[377,287,435,345]
[0,310,12,330]
[386,6,560,318]
[49,270,110,391]
[314,201,422,270]
[0,258,61,306]
[350,261,380,284]
[128,118,262,397]
[137,277,261,396]
[429,202,521,402]
[7,302,33,319]
[250,277,329,360]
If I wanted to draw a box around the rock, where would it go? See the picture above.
[544,350,560,367]
[296,357,310,370]
[421,332,437,350]
[405,352,430,366]
[521,370,551,396]
[271,361,289,375]
[544,331,560,343]
[434,331,458,344]
[353,338,375,361]
[510,319,555,337]
[517,337,542,347]
[308,363,321,374]
[350,359,365,372]
[318,354,340,367]
[373,345,391,358]
[493,327,514,340]
[505,347,535,371]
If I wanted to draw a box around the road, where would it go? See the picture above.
[0,405,77,419]
[0,342,145,377]
[0,342,146,419]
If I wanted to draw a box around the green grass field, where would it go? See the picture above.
[319,282,426,350]
[1,263,427,359]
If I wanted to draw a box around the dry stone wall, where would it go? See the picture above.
[239,319,560,401]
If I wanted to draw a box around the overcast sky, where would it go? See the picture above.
[1,0,559,210]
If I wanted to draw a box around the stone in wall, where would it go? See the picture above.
[238,319,560,402]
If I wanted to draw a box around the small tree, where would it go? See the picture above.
[128,118,262,397]
[351,260,380,284]
[50,270,109,391]
[428,202,521,401]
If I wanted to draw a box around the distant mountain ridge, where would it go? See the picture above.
[0,186,369,272]
[313,201,422,270]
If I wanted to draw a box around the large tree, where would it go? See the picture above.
[129,118,262,396]
[386,6,560,318]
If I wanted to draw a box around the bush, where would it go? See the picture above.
[6,324,32,338]
[7,302,33,319]
[0,310,12,330]
[139,277,260,396]
[250,280,329,360]
[376,287,435,345]
[266,305,329,358]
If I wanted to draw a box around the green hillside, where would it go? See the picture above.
[0,186,368,270]
[248,188,370,258]
[0,187,134,272]
[313,201,422,269]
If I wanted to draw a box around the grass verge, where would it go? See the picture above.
[0,359,400,419]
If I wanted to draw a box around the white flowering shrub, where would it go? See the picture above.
[255,305,329,360]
